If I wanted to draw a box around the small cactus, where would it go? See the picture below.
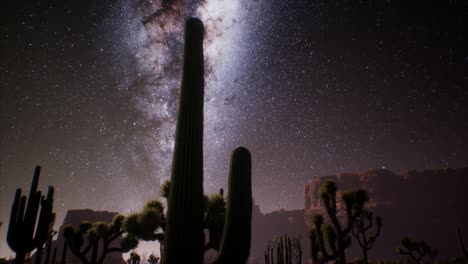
[7,166,55,264]
[265,234,302,264]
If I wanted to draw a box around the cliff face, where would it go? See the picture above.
[250,204,309,262]
[304,167,468,260]
[54,209,126,264]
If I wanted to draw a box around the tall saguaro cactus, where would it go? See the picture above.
[162,17,205,264]
[7,166,56,264]
[215,147,253,264]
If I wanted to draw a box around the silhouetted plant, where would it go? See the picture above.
[42,230,57,264]
[160,17,253,264]
[127,251,141,264]
[160,180,170,200]
[60,241,67,264]
[162,17,205,264]
[395,237,435,264]
[204,191,226,251]
[265,234,302,264]
[63,200,163,264]
[351,209,383,264]
[7,166,55,264]
[50,247,57,264]
[308,180,369,264]
[148,254,159,264]
[215,147,253,264]
[458,228,468,260]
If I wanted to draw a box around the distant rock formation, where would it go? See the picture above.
[250,204,309,262]
[53,209,126,264]
[304,168,468,260]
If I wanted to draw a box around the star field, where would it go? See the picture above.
[1,0,467,257]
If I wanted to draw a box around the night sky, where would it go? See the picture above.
[1,0,467,257]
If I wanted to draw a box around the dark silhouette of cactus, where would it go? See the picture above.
[60,241,67,264]
[7,166,56,264]
[43,230,57,264]
[162,17,205,264]
[214,147,252,264]
[351,210,382,264]
[50,247,57,264]
[458,228,468,260]
[127,251,141,264]
[308,180,368,264]
[265,234,302,264]
[395,237,436,264]
[148,254,160,264]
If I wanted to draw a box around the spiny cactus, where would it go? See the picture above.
[308,180,369,264]
[162,17,205,264]
[214,147,252,264]
[7,166,56,264]
[395,237,436,264]
[265,234,302,264]
[351,210,382,264]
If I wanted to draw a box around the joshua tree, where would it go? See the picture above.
[265,234,302,264]
[7,166,55,264]
[160,179,170,200]
[63,200,164,264]
[62,216,135,264]
[351,209,383,264]
[148,254,160,264]
[127,251,141,264]
[308,180,369,264]
[395,237,435,264]
[204,190,226,251]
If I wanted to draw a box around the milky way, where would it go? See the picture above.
[96,0,262,210]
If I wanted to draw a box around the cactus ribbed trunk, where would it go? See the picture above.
[162,17,205,264]
[60,241,67,264]
[51,247,57,264]
[215,147,252,264]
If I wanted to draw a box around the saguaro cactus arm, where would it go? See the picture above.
[215,147,253,264]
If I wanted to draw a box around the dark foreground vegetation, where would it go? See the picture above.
[1,18,468,264]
